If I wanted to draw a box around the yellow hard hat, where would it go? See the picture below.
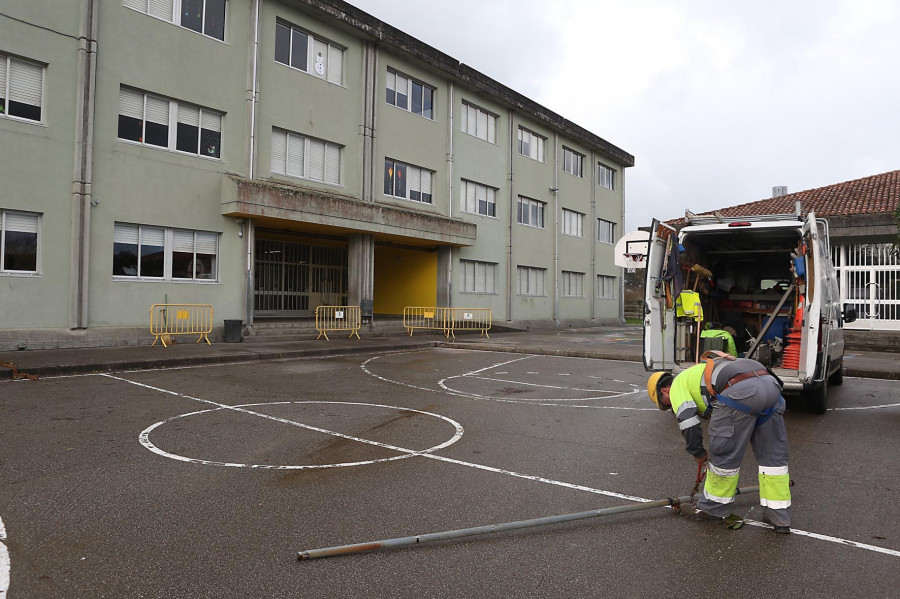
[647,371,673,410]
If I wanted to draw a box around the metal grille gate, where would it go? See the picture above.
[832,242,900,330]
[254,239,348,316]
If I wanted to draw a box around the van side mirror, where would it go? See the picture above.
[842,304,857,324]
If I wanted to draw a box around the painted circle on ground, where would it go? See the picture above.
[139,400,464,469]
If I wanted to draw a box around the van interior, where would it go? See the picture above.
[675,226,812,372]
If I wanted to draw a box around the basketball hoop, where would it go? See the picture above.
[623,253,645,273]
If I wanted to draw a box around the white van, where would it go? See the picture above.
[642,209,857,413]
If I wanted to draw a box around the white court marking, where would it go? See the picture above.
[139,401,464,469]
[361,352,648,407]
[0,516,8,599]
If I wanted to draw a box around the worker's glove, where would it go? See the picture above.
[693,451,709,465]
[699,404,713,420]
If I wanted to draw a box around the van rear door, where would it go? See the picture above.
[800,211,825,383]
[643,219,677,371]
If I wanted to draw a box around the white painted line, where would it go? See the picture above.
[100,374,464,470]
[832,402,900,411]
[466,374,626,394]
[138,400,463,470]
[0,515,8,599]
[101,366,900,560]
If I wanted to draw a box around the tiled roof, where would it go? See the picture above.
[669,170,900,226]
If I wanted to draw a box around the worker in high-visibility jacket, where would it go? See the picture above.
[647,356,791,534]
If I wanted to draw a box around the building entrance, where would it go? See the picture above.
[254,239,348,316]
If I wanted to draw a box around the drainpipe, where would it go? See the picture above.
[249,0,260,179]
[447,81,454,306]
[619,169,626,323]
[590,151,597,322]
[507,109,514,323]
[552,133,559,325]
[70,0,99,330]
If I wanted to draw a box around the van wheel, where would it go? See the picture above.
[828,366,844,386]
[805,382,828,414]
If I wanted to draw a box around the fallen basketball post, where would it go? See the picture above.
[298,485,760,560]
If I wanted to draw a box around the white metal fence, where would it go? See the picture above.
[832,243,900,331]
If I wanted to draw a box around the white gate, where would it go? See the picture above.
[832,243,900,331]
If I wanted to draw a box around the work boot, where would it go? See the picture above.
[762,514,791,535]
[678,502,724,522]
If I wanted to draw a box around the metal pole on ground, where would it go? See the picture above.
[298,485,760,560]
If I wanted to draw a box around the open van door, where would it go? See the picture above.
[800,211,825,386]
[643,219,677,371]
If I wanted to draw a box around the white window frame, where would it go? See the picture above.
[271,128,342,185]
[517,196,545,229]
[460,101,496,143]
[562,147,584,178]
[598,274,617,299]
[0,209,41,275]
[460,259,496,294]
[122,0,228,42]
[113,222,219,282]
[274,20,344,85]
[561,271,584,298]
[0,53,45,124]
[385,68,435,119]
[384,158,434,204]
[597,218,616,244]
[598,162,616,190]
[517,126,545,162]
[460,180,497,217]
[518,266,546,296]
[117,86,223,160]
[562,209,584,238]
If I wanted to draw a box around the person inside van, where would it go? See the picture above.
[646,355,791,534]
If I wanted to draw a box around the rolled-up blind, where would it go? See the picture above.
[325,143,340,184]
[200,110,221,132]
[286,133,304,177]
[145,95,169,125]
[119,87,143,119]
[140,227,165,247]
[308,139,325,181]
[271,129,286,173]
[195,232,217,254]
[114,223,139,245]
[5,212,38,233]
[9,59,43,107]
[173,229,194,252]
[148,0,175,21]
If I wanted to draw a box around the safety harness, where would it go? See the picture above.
[700,351,784,428]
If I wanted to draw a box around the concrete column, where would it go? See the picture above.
[349,234,374,308]
[437,246,452,307]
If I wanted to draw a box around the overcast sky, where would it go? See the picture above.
[348,0,900,232]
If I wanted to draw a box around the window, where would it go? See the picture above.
[460,101,496,143]
[386,69,435,119]
[1,210,39,273]
[562,209,584,238]
[517,126,544,162]
[384,159,433,203]
[271,129,341,185]
[561,271,584,298]
[563,147,584,177]
[598,162,616,190]
[123,0,226,41]
[517,196,545,229]
[518,266,545,296]
[460,260,496,294]
[0,54,44,123]
[598,218,616,244]
[118,87,222,158]
[113,223,218,281]
[274,21,344,84]
[460,180,496,217]
[598,274,617,299]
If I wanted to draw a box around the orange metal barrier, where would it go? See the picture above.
[403,306,450,337]
[446,308,491,339]
[315,305,361,340]
[150,304,213,347]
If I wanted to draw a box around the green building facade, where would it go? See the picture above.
[0,0,633,349]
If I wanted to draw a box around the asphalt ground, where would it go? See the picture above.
[1,345,899,598]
